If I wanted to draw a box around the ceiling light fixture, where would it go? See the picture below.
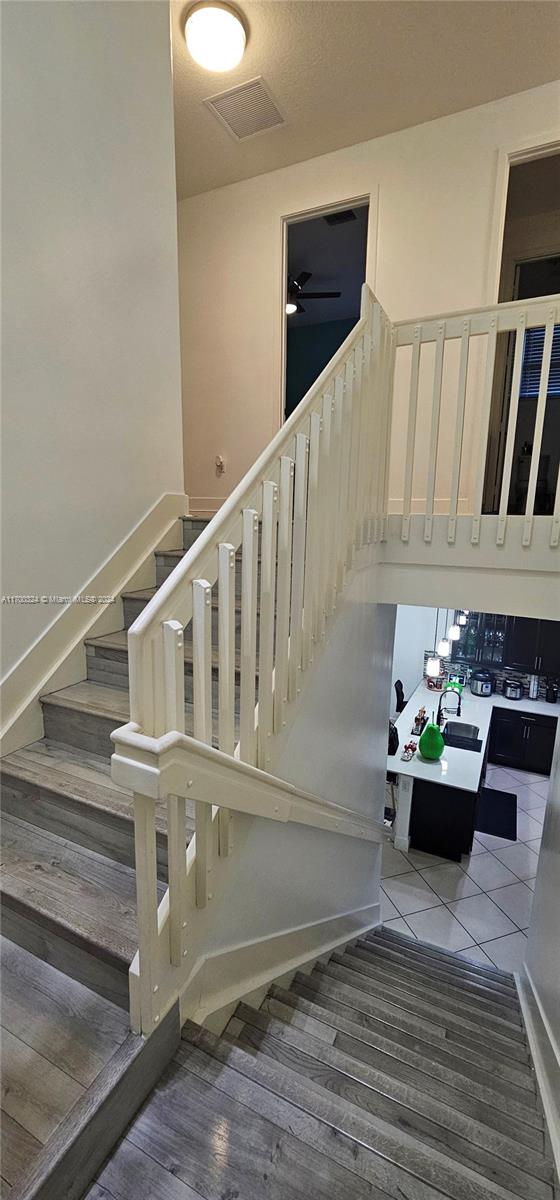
[437,610,450,657]
[448,622,461,641]
[286,301,298,316]
[426,609,441,678]
[185,2,247,72]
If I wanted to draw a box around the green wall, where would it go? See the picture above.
[285,318,356,417]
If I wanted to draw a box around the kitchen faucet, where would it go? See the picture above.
[437,685,462,727]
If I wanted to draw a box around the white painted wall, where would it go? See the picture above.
[177,81,559,514]
[390,605,449,714]
[2,1,184,676]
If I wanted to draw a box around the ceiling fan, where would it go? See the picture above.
[286,271,341,315]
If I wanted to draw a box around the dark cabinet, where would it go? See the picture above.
[537,621,560,676]
[488,708,557,775]
[451,612,507,666]
[505,617,540,672]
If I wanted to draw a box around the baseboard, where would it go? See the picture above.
[0,492,188,755]
[10,1002,180,1200]
[180,901,380,1028]
[516,963,560,1177]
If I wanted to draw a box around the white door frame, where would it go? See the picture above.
[278,192,374,426]
[485,129,560,305]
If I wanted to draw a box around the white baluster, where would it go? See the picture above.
[258,481,278,766]
[496,315,525,547]
[274,456,295,732]
[218,542,236,854]
[239,508,259,763]
[401,326,421,542]
[192,578,212,907]
[424,321,445,543]
[471,316,497,544]
[163,620,187,966]
[288,433,308,701]
[302,411,321,669]
[132,792,161,1032]
[448,320,470,544]
[523,310,556,547]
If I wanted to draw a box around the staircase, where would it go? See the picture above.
[0,517,213,1007]
[86,925,557,1200]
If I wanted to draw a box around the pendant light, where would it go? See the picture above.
[458,611,467,626]
[438,609,451,657]
[448,613,461,641]
[426,608,442,677]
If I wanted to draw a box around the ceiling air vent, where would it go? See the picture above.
[204,77,285,142]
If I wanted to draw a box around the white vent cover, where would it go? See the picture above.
[204,77,285,141]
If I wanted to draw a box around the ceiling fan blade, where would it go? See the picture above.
[295,271,312,289]
[295,301,306,314]
[298,291,342,300]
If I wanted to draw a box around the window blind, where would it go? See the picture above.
[519,325,560,399]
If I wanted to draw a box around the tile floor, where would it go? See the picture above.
[382,763,549,972]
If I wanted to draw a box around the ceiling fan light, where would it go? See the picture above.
[185,2,246,72]
[437,637,451,657]
[426,655,441,678]
[449,623,461,641]
[286,301,298,315]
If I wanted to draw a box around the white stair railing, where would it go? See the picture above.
[111,284,392,1034]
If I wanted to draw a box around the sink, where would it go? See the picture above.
[444,721,479,739]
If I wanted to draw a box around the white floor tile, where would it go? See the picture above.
[492,842,540,880]
[475,830,517,851]
[382,917,415,938]
[525,878,536,892]
[463,837,486,858]
[381,871,441,916]
[481,931,527,973]
[419,863,481,902]
[485,767,519,789]
[511,770,548,785]
[527,780,550,801]
[487,881,533,930]
[522,804,545,826]
[463,852,520,890]
[515,786,550,813]
[403,849,450,869]
[381,843,411,878]
[526,838,542,855]
[515,810,545,843]
[455,945,495,967]
[447,893,518,942]
[404,905,474,952]
[380,888,400,921]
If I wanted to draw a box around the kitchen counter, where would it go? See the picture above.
[387,681,557,792]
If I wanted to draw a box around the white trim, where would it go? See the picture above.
[0,492,188,755]
[516,963,560,1178]
[179,902,381,1026]
[485,129,560,305]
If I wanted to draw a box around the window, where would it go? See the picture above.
[519,324,560,400]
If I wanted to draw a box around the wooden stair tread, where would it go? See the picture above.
[374,927,516,984]
[229,1002,552,1196]
[86,629,250,673]
[0,812,142,966]
[358,936,520,1003]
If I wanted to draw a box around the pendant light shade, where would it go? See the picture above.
[438,636,451,657]
[458,612,467,626]
[449,623,461,641]
[426,608,441,677]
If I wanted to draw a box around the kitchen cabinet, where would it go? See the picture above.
[451,613,508,667]
[488,708,557,775]
[537,621,560,676]
[505,617,540,672]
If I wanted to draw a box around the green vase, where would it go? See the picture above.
[418,722,445,761]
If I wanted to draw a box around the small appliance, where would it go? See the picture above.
[503,677,524,701]
[545,680,558,704]
[528,674,539,700]
[470,670,494,697]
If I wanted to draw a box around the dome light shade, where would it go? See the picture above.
[185,3,246,72]
[426,655,441,678]
[449,623,460,641]
[437,637,450,657]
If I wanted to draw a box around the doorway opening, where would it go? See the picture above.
[483,153,560,514]
[283,202,369,420]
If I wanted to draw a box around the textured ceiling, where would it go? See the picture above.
[172,1,560,200]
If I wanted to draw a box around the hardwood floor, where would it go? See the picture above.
[84,927,557,1200]
[0,937,129,1194]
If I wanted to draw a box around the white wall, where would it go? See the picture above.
[1,1,184,676]
[177,81,559,514]
[390,605,449,713]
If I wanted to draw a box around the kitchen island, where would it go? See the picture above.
[387,681,556,860]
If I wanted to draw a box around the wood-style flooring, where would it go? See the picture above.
[84,926,557,1200]
[0,936,129,1195]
